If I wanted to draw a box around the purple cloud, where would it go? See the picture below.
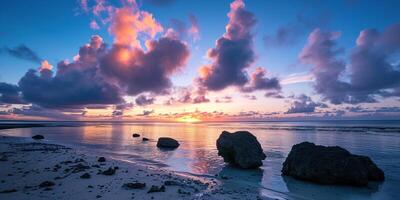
[0,82,24,104]
[1,45,41,63]
[196,0,256,91]
[135,95,155,106]
[300,23,400,104]
[286,94,327,114]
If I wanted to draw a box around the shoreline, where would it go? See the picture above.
[0,135,270,200]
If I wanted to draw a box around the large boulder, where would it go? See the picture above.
[216,131,266,169]
[157,137,180,149]
[282,142,385,186]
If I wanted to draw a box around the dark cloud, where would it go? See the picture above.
[196,0,256,91]
[135,95,155,106]
[165,86,209,105]
[1,45,41,63]
[137,109,154,116]
[100,36,189,95]
[264,12,330,47]
[169,14,199,40]
[285,94,327,114]
[11,105,80,120]
[300,24,400,104]
[18,36,124,109]
[241,67,281,93]
[0,82,24,104]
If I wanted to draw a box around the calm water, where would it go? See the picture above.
[1,120,400,200]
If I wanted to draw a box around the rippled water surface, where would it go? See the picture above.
[1,120,399,200]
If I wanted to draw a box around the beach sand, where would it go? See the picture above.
[0,135,267,200]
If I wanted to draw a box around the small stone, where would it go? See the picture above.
[132,133,140,138]
[32,135,44,140]
[147,185,165,193]
[101,167,116,175]
[156,137,180,149]
[80,173,91,179]
[98,157,106,162]
[123,182,146,189]
[142,137,149,141]
[39,181,55,188]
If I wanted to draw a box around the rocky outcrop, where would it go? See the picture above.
[156,137,180,149]
[216,131,266,169]
[282,142,385,186]
[132,133,140,138]
[32,135,44,140]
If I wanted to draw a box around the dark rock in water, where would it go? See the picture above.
[282,142,385,186]
[147,185,165,193]
[80,173,91,179]
[0,189,17,193]
[39,181,55,188]
[102,167,116,175]
[123,182,146,189]
[216,131,266,169]
[164,180,181,186]
[132,133,140,138]
[71,163,91,173]
[156,137,180,149]
[142,137,149,141]
[32,135,44,140]
[98,157,106,162]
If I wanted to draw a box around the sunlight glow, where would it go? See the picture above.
[177,116,201,123]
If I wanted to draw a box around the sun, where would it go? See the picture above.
[177,116,201,123]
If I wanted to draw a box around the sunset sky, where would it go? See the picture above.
[1,0,400,121]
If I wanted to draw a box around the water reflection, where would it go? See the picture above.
[0,121,399,199]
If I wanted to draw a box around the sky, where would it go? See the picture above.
[0,0,400,121]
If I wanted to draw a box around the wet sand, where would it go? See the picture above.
[0,136,269,200]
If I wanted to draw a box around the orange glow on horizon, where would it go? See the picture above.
[176,116,201,123]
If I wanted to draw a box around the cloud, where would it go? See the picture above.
[18,35,124,109]
[137,109,154,116]
[281,72,314,85]
[135,94,155,106]
[165,86,209,105]
[264,12,330,47]
[1,45,41,63]
[300,23,400,104]
[215,96,233,103]
[0,82,24,104]
[169,14,200,40]
[241,67,281,93]
[196,0,256,91]
[242,94,257,100]
[11,105,80,120]
[285,94,327,114]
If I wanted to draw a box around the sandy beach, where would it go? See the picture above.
[0,135,270,200]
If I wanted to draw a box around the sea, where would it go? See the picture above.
[1,120,399,200]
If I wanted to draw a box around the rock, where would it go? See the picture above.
[282,142,385,186]
[32,135,44,140]
[101,167,116,175]
[142,137,149,141]
[132,133,140,138]
[123,182,146,189]
[147,185,165,193]
[97,157,106,162]
[216,131,266,169]
[80,173,91,179]
[0,189,17,193]
[156,137,180,149]
[39,181,55,188]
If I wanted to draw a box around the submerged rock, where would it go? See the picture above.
[216,131,266,169]
[142,137,149,141]
[132,133,140,138]
[32,135,44,140]
[157,137,180,149]
[282,142,385,186]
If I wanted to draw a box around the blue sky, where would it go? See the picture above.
[0,0,400,120]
